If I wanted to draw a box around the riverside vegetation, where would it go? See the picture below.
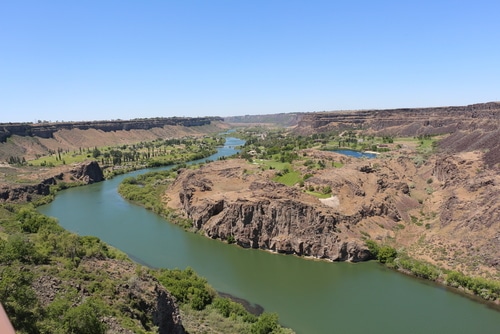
[119,127,500,306]
[23,136,224,179]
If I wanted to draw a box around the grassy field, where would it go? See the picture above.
[273,170,301,186]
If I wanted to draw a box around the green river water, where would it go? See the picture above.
[38,137,500,334]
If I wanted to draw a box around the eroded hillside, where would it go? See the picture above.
[163,148,500,279]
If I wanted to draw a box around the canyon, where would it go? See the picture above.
[1,104,499,332]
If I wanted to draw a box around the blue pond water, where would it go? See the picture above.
[332,149,377,158]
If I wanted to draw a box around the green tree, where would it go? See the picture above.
[92,147,101,158]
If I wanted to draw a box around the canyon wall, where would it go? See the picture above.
[0,117,223,142]
[295,102,500,136]
[295,102,500,169]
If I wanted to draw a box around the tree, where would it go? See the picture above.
[92,147,101,158]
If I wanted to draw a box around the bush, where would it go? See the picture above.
[251,312,280,334]
[0,234,46,264]
[63,298,107,334]
[0,266,40,333]
[365,240,397,264]
[446,271,500,300]
[212,297,250,319]
[398,258,439,280]
[377,246,397,264]
[155,267,215,310]
[365,240,379,259]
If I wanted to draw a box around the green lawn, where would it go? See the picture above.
[273,171,301,186]
[29,151,94,166]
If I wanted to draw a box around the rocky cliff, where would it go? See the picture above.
[166,159,375,262]
[0,117,223,142]
[0,160,104,202]
[295,102,500,136]
[0,117,228,163]
[295,102,500,169]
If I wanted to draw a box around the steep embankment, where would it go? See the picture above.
[165,159,373,262]
[0,117,227,162]
[225,113,302,127]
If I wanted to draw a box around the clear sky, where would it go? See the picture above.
[1,1,499,123]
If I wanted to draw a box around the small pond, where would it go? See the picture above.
[332,149,377,159]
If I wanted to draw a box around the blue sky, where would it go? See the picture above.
[1,1,499,123]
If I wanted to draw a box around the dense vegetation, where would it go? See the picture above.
[118,168,196,229]
[0,204,129,333]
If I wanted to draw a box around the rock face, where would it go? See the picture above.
[0,117,223,142]
[0,160,104,202]
[70,160,104,184]
[295,102,500,137]
[168,160,374,262]
[0,177,55,202]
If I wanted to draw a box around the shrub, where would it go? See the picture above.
[377,246,397,264]
[251,312,279,334]
[63,298,107,334]
[155,267,215,310]
[365,240,397,263]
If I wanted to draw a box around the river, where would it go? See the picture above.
[38,137,500,334]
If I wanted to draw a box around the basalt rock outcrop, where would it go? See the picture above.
[0,177,55,202]
[294,102,500,169]
[0,116,228,163]
[0,117,223,142]
[70,160,104,184]
[166,159,395,262]
[295,102,500,136]
[0,160,104,202]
